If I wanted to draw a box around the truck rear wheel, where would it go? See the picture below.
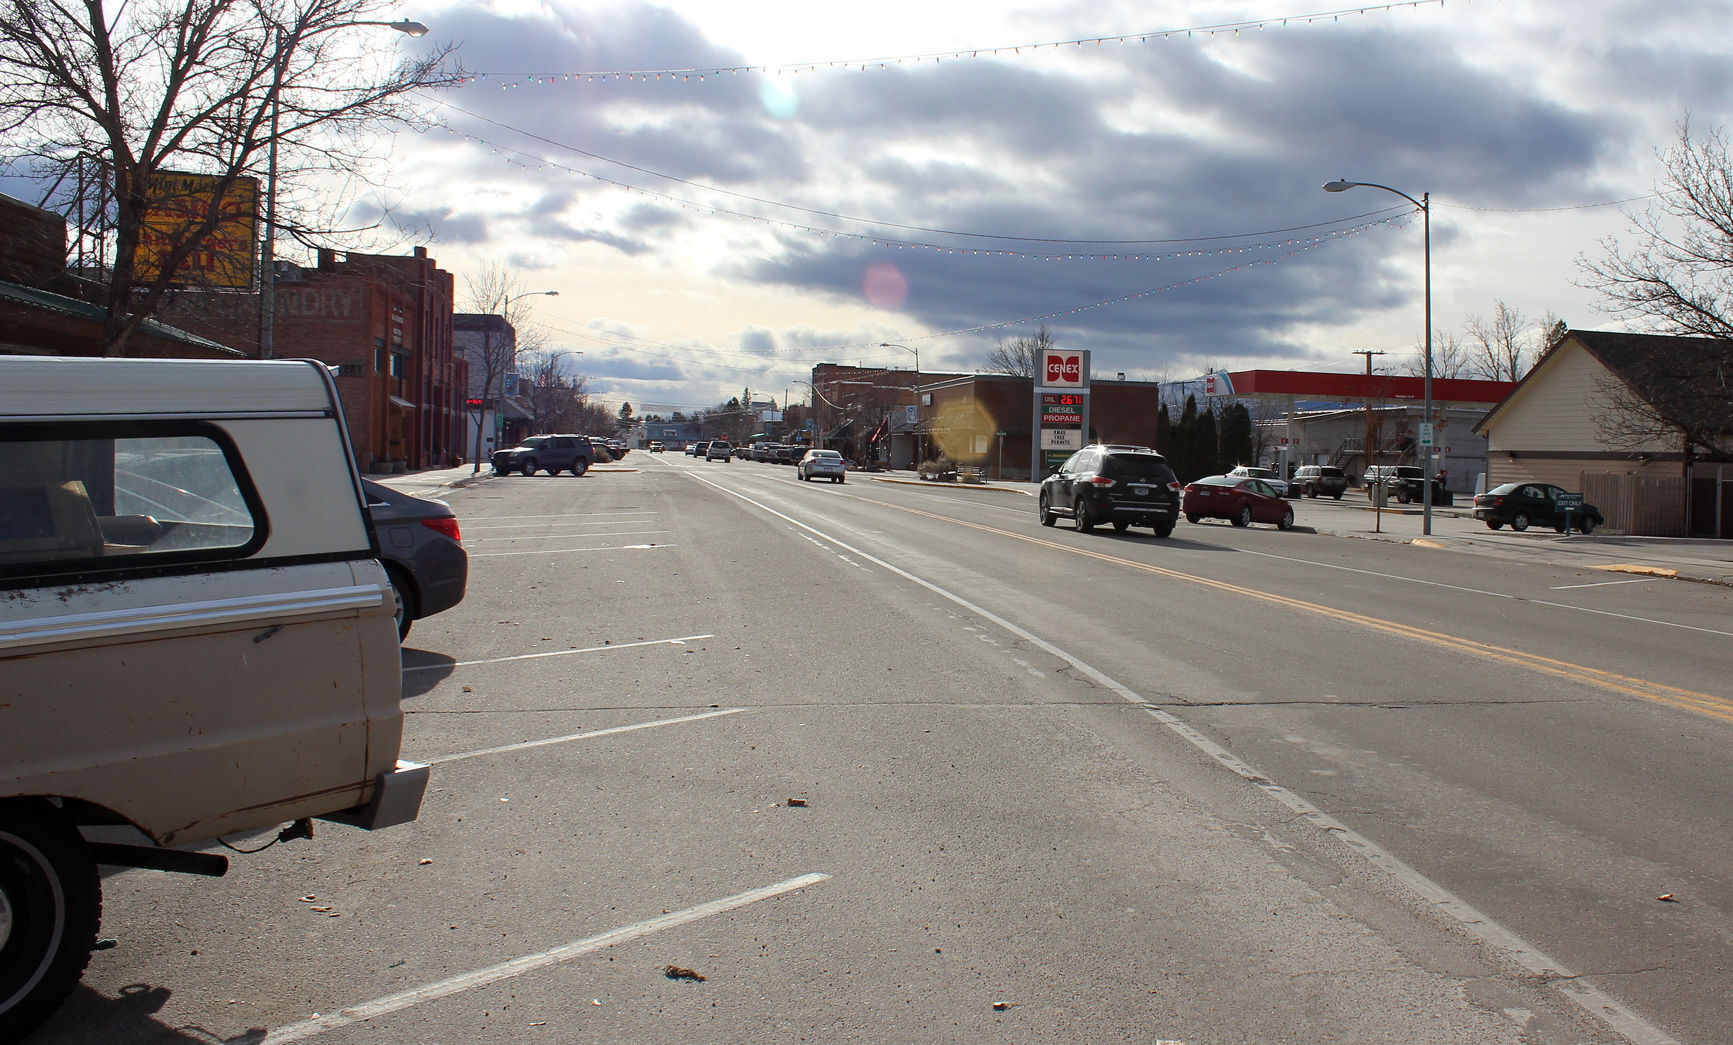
[0,801,100,1041]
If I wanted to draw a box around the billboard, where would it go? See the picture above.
[1038,349,1089,389]
[132,171,259,289]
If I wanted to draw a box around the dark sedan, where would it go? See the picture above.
[362,478,468,640]
[1182,475,1295,529]
[1473,482,1603,533]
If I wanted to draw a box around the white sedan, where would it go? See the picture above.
[797,449,847,483]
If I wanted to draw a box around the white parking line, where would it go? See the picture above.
[403,634,712,673]
[469,530,671,543]
[258,873,831,1044]
[678,469,1684,1045]
[468,544,677,559]
[429,708,750,765]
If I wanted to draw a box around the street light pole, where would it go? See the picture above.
[881,342,919,469]
[258,18,429,360]
[1324,179,1433,535]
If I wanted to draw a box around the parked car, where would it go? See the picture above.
[1362,464,1452,505]
[649,441,664,452]
[361,478,468,641]
[491,434,595,476]
[774,444,798,464]
[1290,465,1348,499]
[1183,475,1296,529]
[1039,445,1182,537]
[798,448,848,483]
[1473,482,1604,533]
[1228,464,1288,498]
[707,440,732,461]
[0,356,427,1038]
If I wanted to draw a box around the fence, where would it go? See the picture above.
[1580,473,1687,536]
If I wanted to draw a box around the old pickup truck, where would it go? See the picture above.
[0,356,427,1038]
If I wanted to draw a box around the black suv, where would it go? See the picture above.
[1290,465,1348,499]
[491,434,595,476]
[1364,464,1452,505]
[1039,445,1181,537]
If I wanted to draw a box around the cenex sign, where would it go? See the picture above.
[1033,348,1089,478]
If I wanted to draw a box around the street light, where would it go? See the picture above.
[880,342,920,470]
[259,18,430,360]
[1323,178,1434,534]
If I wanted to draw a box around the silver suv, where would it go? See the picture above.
[1290,465,1348,499]
[707,440,733,461]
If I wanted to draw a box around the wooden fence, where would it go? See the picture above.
[1580,473,1687,536]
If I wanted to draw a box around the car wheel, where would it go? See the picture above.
[833,477,842,484]
[1153,521,1175,538]
[384,565,416,641]
[1396,489,1411,504]
[570,459,588,477]
[1511,512,1531,532]
[1578,518,1597,535]
[1112,520,1129,533]
[1039,494,1056,527]
[1185,513,1201,524]
[1332,492,1343,500]
[1278,506,1295,531]
[1232,505,1252,527]
[521,461,537,477]
[1486,520,1503,530]
[1306,485,1317,498]
[0,801,101,1042]
[1074,498,1094,533]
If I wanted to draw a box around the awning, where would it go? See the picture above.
[388,394,416,409]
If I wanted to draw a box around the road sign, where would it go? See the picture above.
[1041,428,1082,450]
[1556,493,1584,510]
[1418,422,1434,448]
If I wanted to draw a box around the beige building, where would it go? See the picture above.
[1475,329,1731,536]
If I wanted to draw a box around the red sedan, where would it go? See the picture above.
[1182,475,1295,529]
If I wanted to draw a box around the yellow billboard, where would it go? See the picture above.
[133,171,259,289]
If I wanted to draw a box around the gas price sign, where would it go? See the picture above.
[1040,392,1084,425]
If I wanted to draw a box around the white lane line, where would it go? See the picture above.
[461,513,658,525]
[468,544,676,559]
[1550,578,1655,590]
[259,873,831,1044]
[428,708,750,765]
[404,634,713,673]
[678,469,1683,1045]
[1234,547,1733,639]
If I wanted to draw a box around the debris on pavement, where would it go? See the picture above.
[663,965,707,982]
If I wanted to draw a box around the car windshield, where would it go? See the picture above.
[1103,455,1176,482]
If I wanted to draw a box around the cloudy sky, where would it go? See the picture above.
[294,2,1733,412]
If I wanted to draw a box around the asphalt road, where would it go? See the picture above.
[35,454,1733,1044]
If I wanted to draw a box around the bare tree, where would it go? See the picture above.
[1579,119,1733,456]
[522,349,586,432]
[0,0,458,353]
[1402,331,1470,378]
[1463,300,1533,381]
[985,325,1055,378]
[461,264,552,467]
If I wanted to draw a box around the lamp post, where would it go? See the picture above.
[880,342,920,470]
[1324,179,1433,535]
[259,18,430,360]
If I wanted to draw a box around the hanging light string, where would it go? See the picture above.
[460,1,1459,88]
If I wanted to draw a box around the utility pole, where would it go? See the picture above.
[1353,349,1386,534]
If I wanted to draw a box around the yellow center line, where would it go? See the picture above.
[878,499,1733,724]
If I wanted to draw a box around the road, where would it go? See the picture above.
[36,453,1733,1044]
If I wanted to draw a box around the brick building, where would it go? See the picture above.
[159,247,466,472]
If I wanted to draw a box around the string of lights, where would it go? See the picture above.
[460,1,1457,87]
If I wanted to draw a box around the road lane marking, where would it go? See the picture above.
[428,708,750,765]
[405,634,713,673]
[258,874,831,1044]
[875,501,1733,721]
[468,544,677,559]
[676,470,1683,1045]
[469,529,672,543]
[672,471,1677,1045]
[1550,578,1655,590]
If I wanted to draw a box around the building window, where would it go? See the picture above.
[375,338,386,374]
